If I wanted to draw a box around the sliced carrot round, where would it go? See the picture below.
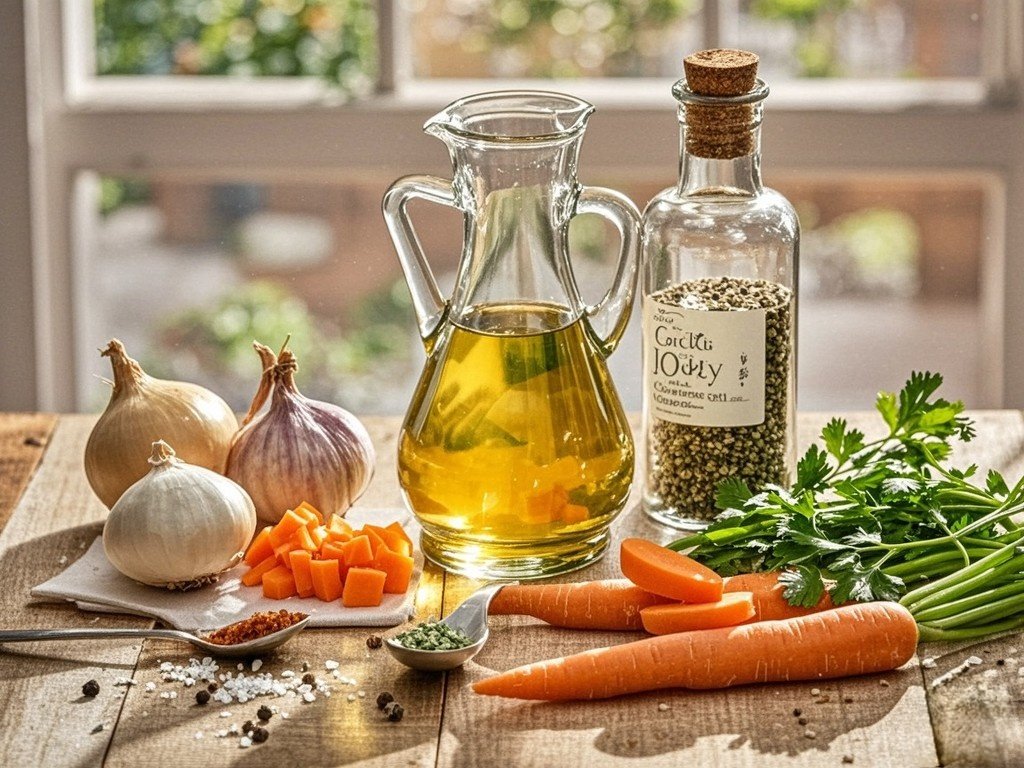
[620,538,723,603]
[640,592,756,635]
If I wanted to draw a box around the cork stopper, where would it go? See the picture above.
[680,49,761,160]
[683,49,759,97]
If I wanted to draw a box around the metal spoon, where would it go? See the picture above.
[0,615,310,659]
[386,582,512,672]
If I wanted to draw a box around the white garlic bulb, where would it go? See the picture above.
[103,440,257,590]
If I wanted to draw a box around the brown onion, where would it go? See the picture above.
[226,341,375,523]
[85,339,238,508]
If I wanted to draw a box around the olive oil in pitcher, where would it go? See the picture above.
[398,302,633,577]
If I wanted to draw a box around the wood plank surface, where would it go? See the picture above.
[919,411,1024,768]
[0,412,57,533]
[3,411,1024,767]
[0,416,154,767]
[102,417,449,768]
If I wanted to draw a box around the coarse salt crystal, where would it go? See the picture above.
[810,688,821,696]
[325,660,340,670]
[58,555,67,565]
[251,659,263,672]
[281,671,295,678]
[220,711,231,718]
[966,656,984,666]
[194,732,203,740]
[357,690,366,698]
[346,694,356,702]
[303,692,316,703]
[145,682,156,692]
[239,737,252,749]
[281,712,290,719]
[922,658,937,669]
[237,663,244,671]
[879,680,890,687]
[657,703,670,711]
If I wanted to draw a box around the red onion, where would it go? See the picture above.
[226,341,375,523]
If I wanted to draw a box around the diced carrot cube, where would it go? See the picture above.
[241,554,279,587]
[376,526,412,557]
[269,509,307,548]
[342,535,374,567]
[328,515,354,537]
[523,486,568,524]
[310,559,344,602]
[290,525,317,553]
[295,501,324,527]
[342,568,387,607]
[385,522,414,554]
[262,565,297,600]
[244,526,274,566]
[274,539,297,563]
[289,550,316,598]
[309,525,329,548]
[361,526,390,556]
[320,542,347,561]
[561,503,589,523]
[326,530,353,545]
[373,547,415,594]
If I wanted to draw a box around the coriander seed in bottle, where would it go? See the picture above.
[641,49,799,529]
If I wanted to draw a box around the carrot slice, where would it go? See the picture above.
[262,565,297,600]
[640,592,756,635]
[242,554,279,587]
[310,558,343,602]
[488,580,671,630]
[295,501,324,526]
[269,509,307,548]
[289,550,316,598]
[342,567,387,607]
[373,547,414,594]
[244,526,274,567]
[342,535,374,567]
[620,538,723,603]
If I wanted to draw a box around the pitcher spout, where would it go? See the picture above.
[424,91,595,145]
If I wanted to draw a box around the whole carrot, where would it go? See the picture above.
[473,602,918,701]
[488,580,672,630]
[724,572,834,621]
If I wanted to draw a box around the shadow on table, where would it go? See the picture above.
[0,521,151,672]
[439,661,918,766]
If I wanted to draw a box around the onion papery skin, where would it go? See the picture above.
[103,442,257,590]
[85,340,238,509]
[226,346,375,524]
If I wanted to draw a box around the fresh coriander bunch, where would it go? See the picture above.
[671,372,1024,631]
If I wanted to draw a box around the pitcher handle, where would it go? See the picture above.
[573,186,642,357]
[382,175,458,342]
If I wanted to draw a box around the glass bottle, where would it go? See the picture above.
[383,91,641,578]
[641,50,799,529]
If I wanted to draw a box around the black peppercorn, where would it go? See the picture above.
[251,726,269,744]
[242,720,255,735]
[997,659,1006,666]
[195,690,211,706]
[257,705,273,721]
[376,691,395,710]
[302,673,316,686]
[792,708,801,717]
[207,682,219,693]
[383,701,404,722]
[366,635,383,650]
[82,680,100,697]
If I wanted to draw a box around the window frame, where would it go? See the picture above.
[12,0,1024,410]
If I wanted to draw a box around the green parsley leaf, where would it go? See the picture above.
[794,445,831,493]
[715,476,753,511]
[778,566,825,608]
[987,469,1010,497]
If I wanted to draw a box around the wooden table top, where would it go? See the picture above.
[2,412,1024,767]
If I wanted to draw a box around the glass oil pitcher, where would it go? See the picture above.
[383,91,641,579]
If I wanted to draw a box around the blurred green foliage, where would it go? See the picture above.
[95,0,377,94]
[751,0,855,77]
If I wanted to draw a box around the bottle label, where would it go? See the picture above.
[643,298,766,427]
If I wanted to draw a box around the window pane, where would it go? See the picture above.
[78,172,988,417]
[94,0,377,94]
[729,0,984,79]
[408,0,703,78]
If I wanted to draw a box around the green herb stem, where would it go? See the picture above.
[902,551,1024,614]
[911,580,1024,623]
[917,615,1024,643]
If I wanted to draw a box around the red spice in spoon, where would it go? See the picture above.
[205,610,307,646]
